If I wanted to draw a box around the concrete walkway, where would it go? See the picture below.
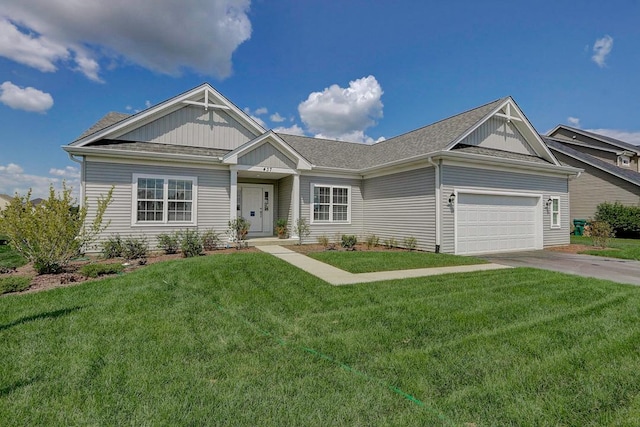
[256,245,511,285]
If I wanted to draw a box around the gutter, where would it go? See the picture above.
[67,152,85,207]
[427,157,441,253]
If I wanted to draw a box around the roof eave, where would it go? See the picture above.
[63,145,224,165]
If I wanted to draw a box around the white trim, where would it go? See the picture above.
[222,131,312,170]
[64,146,226,167]
[291,174,300,238]
[550,196,561,229]
[71,83,265,147]
[131,173,198,227]
[309,183,352,225]
[229,169,238,224]
[453,188,543,255]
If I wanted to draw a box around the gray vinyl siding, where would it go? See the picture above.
[300,175,364,242]
[277,175,294,227]
[239,143,297,169]
[554,152,640,220]
[84,160,230,251]
[363,167,436,251]
[118,105,256,150]
[441,165,569,253]
[461,117,536,156]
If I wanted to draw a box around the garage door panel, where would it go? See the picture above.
[456,193,541,255]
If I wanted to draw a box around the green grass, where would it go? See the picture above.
[0,276,31,294]
[0,244,27,269]
[308,250,487,273]
[2,253,640,425]
[572,235,640,260]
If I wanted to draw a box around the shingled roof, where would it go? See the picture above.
[76,112,131,141]
[551,125,640,154]
[280,97,509,169]
[544,137,640,186]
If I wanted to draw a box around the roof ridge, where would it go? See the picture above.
[552,125,640,153]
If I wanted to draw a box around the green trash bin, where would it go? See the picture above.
[573,219,587,236]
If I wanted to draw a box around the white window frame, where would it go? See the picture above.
[618,155,631,167]
[132,174,198,226]
[550,196,560,229]
[310,183,351,224]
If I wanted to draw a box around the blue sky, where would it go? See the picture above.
[1,0,639,197]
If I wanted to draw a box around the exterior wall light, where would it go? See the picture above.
[448,193,456,204]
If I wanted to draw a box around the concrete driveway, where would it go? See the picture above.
[481,250,640,286]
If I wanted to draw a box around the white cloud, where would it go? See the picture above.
[585,128,640,146]
[270,112,285,123]
[298,75,384,143]
[145,100,152,108]
[567,117,581,127]
[0,81,53,113]
[592,35,613,67]
[49,166,80,178]
[0,0,252,81]
[254,107,268,115]
[0,163,80,199]
[273,124,305,136]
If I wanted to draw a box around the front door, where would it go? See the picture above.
[239,184,273,235]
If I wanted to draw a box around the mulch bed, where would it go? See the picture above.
[1,247,258,297]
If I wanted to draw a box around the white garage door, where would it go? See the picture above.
[456,193,541,255]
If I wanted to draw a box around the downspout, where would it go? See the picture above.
[67,153,85,208]
[427,157,441,253]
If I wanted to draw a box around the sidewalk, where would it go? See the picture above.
[256,245,510,285]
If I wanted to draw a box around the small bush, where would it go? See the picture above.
[341,234,358,250]
[122,237,148,260]
[595,202,640,239]
[101,235,123,259]
[403,236,417,251]
[228,217,250,249]
[276,218,288,238]
[180,229,203,258]
[586,220,613,248]
[80,263,125,278]
[365,234,380,249]
[317,234,330,248]
[0,276,31,294]
[157,232,180,254]
[383,237,398,249]
[201,229,220,251]
[294,218,311,245]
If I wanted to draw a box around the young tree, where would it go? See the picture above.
[0,183,113,274]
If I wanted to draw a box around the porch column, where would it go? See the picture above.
[290,173,300,238]
[229,168,238,225]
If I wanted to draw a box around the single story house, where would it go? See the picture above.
[64,83,580,255]
[545,125,640,221]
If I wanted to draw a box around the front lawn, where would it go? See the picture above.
[309,250,486,273]
[572,235,640,260]
[2,253,640,425]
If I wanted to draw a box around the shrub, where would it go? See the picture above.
[228,217,250,249]
[80,263,125,278]
[294,217,311,245]
[201,229,221,251]
[365,234,380,249]
[180,229,203,258]
[122,237,148,260]
[317,234,330,248]
[586,220,613,248]
[0,276,31,294]
[157,232,180,254]
[383,237,398,249]
[594,202,640,239]
[403,236,417,251]
[0,184,113,274]
[101,235,123,259]
[341,234,357,250]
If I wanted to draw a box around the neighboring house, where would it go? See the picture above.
[64,83,579,255]
[545,125,640,221]
[0,194,12,211]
